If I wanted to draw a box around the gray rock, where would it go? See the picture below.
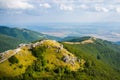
[47,46,51,49]
[63,55,69,63]
[77,59,80,63]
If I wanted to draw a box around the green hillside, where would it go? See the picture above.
[62,37,120,80]
[63,37,120,70]
[0,40,84,80]
[0,26,46,42]
[0,37,120,80]
[0,26,60,52]
[62,36,91,42]
[0,34,22,52]
[0,47,36,77]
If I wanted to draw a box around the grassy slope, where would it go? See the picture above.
[0,46,36,77]
[0,34,22,52]
[0,26,45,42]
[0,26,61,42]
[30,40,84,78]
[0,40,84,79]
[0,26,44,52]
[62,36,91,42]
[63,37,120,70]
[62,39,120,80]
[0,38,120,80]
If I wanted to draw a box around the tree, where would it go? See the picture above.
[8,56,19,64]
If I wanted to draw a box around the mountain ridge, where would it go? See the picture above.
[0,26,120,80]
[0,39,84,78]
[0,26,61,52]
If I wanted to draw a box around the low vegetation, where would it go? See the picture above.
[8,56,19,64]
[0,38,120,80]
[0,46,36,77]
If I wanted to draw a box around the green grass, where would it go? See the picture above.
[0,34,22,52]
[0,39,120,80]
[0,40,84,79]
[0,47,36,77]
[61,39,120,80]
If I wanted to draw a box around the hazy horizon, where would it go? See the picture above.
[0,0,120,41]
[0,22,120,42]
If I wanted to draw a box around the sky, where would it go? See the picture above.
[1,0,120,25]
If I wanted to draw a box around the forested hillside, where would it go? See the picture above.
[0,26,60,52]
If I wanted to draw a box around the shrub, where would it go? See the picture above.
[31,46,46,58]
[19,64,23,68]
[8,56,19,64]
[97,55,101,60]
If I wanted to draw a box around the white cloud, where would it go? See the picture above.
[40,3,51,8]
[108,0,120,3]
[116,7,120,13]
[77,0,104,3]
[1,0,120,14]
[53,0,104,3]
[52,0,73,11]
[52,0,120,13]
[60,4,73,11]
[95,5,109,12]
[77,4,89,9]
[0,0,34,9]
[107,5,115,10]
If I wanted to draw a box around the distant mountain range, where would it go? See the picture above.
[62,36,92,42]
[116,41,120,45]
[0,26,61,52]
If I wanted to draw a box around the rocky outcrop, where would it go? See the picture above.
[63,54,80,66]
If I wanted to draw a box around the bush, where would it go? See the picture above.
[19,64,23,68]
[97,55,101,60]
[31,46,46,58]
[8,56,19,64]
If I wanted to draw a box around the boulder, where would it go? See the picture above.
[63,55,69,63]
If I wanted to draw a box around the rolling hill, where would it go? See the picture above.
[62,36,91,42]
[0,37,120,80]
[0,26,61,52]
[62,37,120,70]
[0,34,22,52]
[0,40,85,80]
[62,37,120,79]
